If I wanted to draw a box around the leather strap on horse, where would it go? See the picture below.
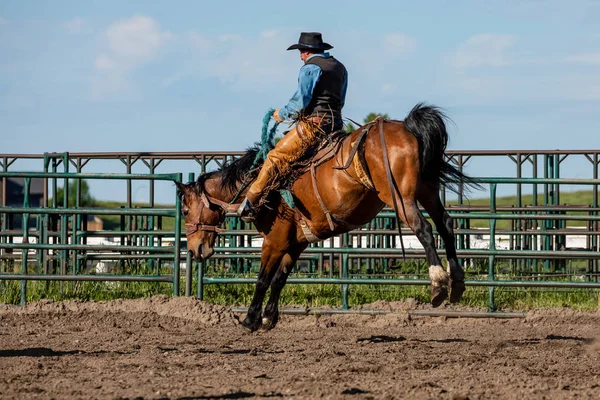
[333,125,371,170]
[378,117,406,259]
[201,191,239,213]
[310,162,335,231]
[185,222,226,236]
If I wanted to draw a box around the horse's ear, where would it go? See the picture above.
[174,181,188,195]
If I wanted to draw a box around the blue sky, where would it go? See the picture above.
[1,1,600,202]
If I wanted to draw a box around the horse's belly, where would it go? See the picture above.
[309,190,384,240]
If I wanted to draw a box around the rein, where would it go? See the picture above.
[200,191,239,213]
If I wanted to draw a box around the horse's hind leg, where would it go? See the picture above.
[242,242,285,332]
[408,204,450,307]
[262,243,307,330]
[378,188,449,307]
[418,183,465,303]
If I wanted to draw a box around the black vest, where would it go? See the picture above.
[304,55,347,123]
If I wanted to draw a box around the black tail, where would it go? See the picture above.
[403,102,482,194]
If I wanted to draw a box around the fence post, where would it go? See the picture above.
[185,172,194,297]
[488,183,497,312]
[20,178,31,305]
[198,260,205,300]
[341,233,349,309]
[173,173,183,296]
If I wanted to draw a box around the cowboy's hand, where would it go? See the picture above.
[273,108,283,123]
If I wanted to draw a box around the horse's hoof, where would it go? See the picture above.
[449,279,466,303]
[431,286,448,308]
[241,316,261,332]
[261,313,279,330]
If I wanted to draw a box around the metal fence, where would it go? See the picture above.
[0,153,183,304]
[1,151,599,310]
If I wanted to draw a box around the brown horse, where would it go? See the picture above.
[176,103,480,331]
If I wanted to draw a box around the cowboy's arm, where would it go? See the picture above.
[340,69,348,109]
[277,64,321,121]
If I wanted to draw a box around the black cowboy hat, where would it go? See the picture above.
[287,32,333,51]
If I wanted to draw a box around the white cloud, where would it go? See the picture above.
[218,34,243,43]
[188,32,214,51]
[383,33,417,56]
[94,55,116,71]
[64,18,83,34]
[167,29,298,92]
[261,30,278,39]
[453,34,517,69]
[381,83,397,94]
[564,52,600,65]
[93,15,171,98]
[168,29,419,95]
[103,15,171,64]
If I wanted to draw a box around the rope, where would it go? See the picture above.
[232,109,295,208]
[253,108,280,167]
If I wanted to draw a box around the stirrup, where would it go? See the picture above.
[237,198,256,222]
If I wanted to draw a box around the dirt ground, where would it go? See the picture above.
[1,296,599,400]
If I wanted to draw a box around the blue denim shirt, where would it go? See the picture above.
[278,53,348,121]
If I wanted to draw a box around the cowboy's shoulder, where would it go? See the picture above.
[299,63,322,74]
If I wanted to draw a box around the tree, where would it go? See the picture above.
[344,112,391,133]
[344,122,357,134]
[363,112,390,124]
[55,179,96,207]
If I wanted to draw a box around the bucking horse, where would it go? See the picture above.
[176,103,481,331]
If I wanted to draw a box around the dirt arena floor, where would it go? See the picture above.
[1,296,599,400]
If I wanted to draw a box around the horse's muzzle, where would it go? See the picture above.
[194,243,215,262]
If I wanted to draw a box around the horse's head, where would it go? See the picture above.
[175,180,225,262]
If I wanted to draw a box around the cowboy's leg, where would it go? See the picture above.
[246,123,317,206]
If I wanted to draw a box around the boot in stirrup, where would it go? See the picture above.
[237,198,257,222]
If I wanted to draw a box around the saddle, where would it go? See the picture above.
[275,121,378,234]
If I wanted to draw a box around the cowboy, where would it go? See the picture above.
[238,32,348,219]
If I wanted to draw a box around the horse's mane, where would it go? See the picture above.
[196,144,262,194]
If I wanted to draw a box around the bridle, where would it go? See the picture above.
[185,222,226,235]
[184,191,238,236]
[180,162,258,236]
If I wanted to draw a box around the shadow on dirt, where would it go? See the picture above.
[0,347,134,358]
[356,335,407,343]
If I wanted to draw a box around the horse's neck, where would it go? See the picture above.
[214,176,246,204]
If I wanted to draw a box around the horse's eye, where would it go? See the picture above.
[183,208,189,217]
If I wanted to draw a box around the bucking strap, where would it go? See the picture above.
[353,144,376,191]
[332,124,375,191]
[334,124,371,170]
[310,162,336,231]
[378,117,406,259]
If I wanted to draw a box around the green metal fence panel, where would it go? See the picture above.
[0,167,182,304]
[1,150,599,311]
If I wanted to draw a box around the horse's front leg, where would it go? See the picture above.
[260,265,291,330]
[262,244,306,330]
[242,244,284,332]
